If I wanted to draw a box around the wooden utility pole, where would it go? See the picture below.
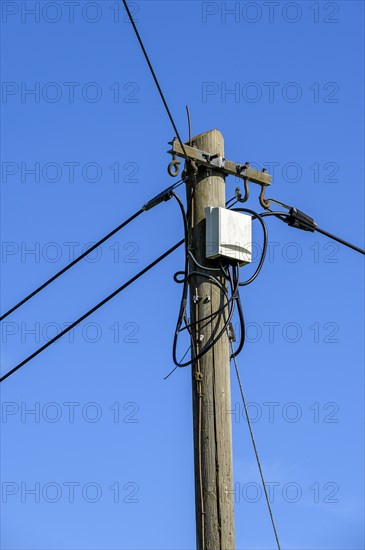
[186,129,235,549]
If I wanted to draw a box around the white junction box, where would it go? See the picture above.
[205,207,252,266]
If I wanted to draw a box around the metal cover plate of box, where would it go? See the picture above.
[205,207,252,266]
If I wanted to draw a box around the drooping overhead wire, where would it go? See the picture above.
[122,0,189,161]
[0,209,143,322]
[314,226,365,255]
[0,239,184,383]
[0,180,183,322]
[186,105,192,145]
[230,207,269,287]
[263,198,365,255]
[230,343,281,550]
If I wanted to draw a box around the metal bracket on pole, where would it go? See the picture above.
[168,137,272,185]
[168,137,273,208]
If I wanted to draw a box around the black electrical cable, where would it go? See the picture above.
[0,240,184,383]
[169,204,284,368]
[170,190,194,367]
[260,211,289,219]
[171,192,190,332]
[176,270,232,337]
[172,236,234,368]
[226,196,238,208]
[0,180,183,322]
[173,279,233,367]
[163,344,192,381]
[171,197,263,370]
[231,345,281,550]
[122,0,247,370]
[171,192,189,244]
[274,209,365,254]
[123,0,203,224]
[122,0,189,162]
[169,191,217,369]
[272,208,365,253]
[173,261,239,368]
[178,291,233,334]
[227,204,364,358]
[0,209,143,322]
[170,202,284,370]
[228,267,246,359]
[230,208,269,286]
[266,199,364,255]
[173,194,243,365]
[227,210,289,357]
[314,226,365,255]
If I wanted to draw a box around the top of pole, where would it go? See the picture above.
[189,129,224,156]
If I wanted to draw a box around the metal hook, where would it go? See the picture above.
[168,153,181,178]
[235,178,250,203]
[259,184,271,209]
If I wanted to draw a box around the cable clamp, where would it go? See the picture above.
[266,198,318,232]
[194,371,203,382]
[202,153,225,169]
[286,207,317,232]
[142,184,176,211]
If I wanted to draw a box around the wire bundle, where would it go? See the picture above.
[171,198,271,371]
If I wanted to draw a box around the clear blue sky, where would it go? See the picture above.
[1,1,364,549]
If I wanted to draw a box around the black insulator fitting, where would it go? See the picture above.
[286,207,317,232]
[142,185,175,211]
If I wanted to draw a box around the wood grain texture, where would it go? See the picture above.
[187,130,235,550]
